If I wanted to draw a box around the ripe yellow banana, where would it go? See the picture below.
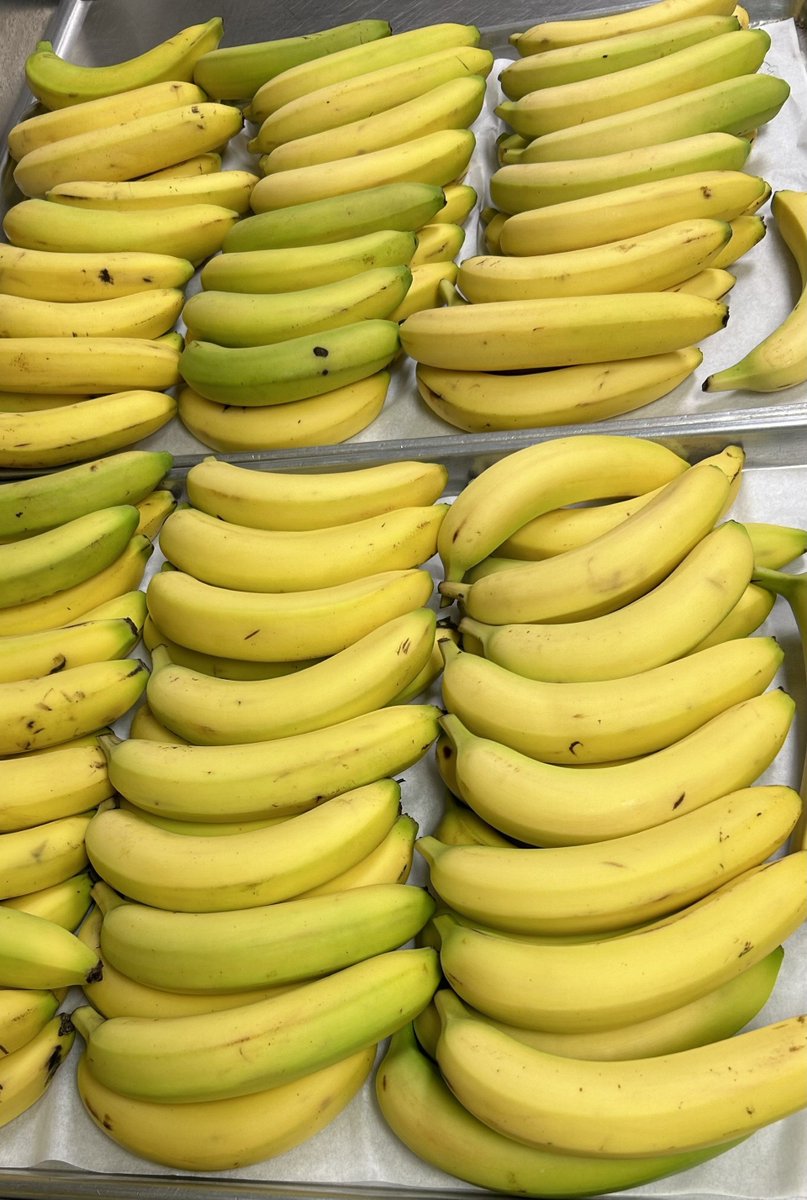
[75,1046,376,1170]
[458,218,732,300]
[3,200,238,265]
[418,784,799,937]
[225,181,445,252]
[85,777,403,911]
[183,265,412,347]
[201,228,416,293]
[441,688,793,845]
[514,72,790,161]
[193,18,391,101]
[376,1023,743,1197]
[141,152,221,179]
[0,987,60,1056]
[104,703,438,823]
[668,265,735,298]
[0,334,179,395]
[435,994,807,1157]
[437,432,689,582]
[0,905,100,988]
[251,129,476,212]
[0,812,92,902]
[185,454,447,530]
[0,243,193,303]
[390,262,458,321]
[13,102,244,198]
[434,849,807,1032]
[500,13,741,97]
[260,76,486,175]
[417,348,702,431]
[247,23,481,122]
[412,222,466,266]
[0,287,183,340]
[129,703,186,744]
[490,134,751,212]
[0,1013,75,1130]
[710,212,766,267]
[0,736,112,833]
[498,29,770,139]
[0,617,139,685]
[143,614,319,680]
[145,607,436,745]
[434,183,477,224]
[133,489,176,540]
[45,170,258,213]
[704,188,807,392]
[441,633,783,765]
[159,501,445,592]
[251,46,492,153]
[401,291,728,371]
[511,0,744,54]
[298,812,419,895]
[498,170,768,255]
[3,870,92,931]
[434,791,516,848]
[441,449,740,622]
[177,372,388,452]
[147,567,435,661]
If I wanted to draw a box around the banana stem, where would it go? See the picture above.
[70,1004,105,1042]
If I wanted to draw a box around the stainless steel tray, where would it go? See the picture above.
[1,0,806,474]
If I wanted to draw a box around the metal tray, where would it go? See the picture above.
[1,0,806,474]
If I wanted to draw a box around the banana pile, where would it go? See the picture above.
[374,430,807,1194]
[401,0,807,431]
[177,22,490,450]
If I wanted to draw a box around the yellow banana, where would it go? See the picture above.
[0,813,92,901]
[434,791,517,848]
[45,170,258,213]
[0,905,101,989]
[0,987,60,1056]
[667,266,735,298]
[0,242,193,303]
[433,183,476,224]
[3,871,92,931]
[145,607,436,744]
[0,736,112,833]
[128,703,187,744]
[0,287,183,340]
[0,334,179,395]
[297,812,418,896]
[134,489,176,540]
[0,617,140,685]
[512,0,745,54]
[390,262,457,321]
[709,212,766,267]
[0,1014,75,1129]
[141,151,221,178]
[142,614,318,680]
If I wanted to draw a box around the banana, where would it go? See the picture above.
[0,393,176,470]
[498,29,770,140]
[247,23,481,123]
[441,449,741,621]
[390,262,457,321]
[193,19,392,100]
[490,135,751,212]
[500,14,741,97]
[0,449,172,538]
[704,188,807,392]
[224,182,445,252]
[513,72,790,161]
[0,505,139,610]
[45,170,258,213]
[442,632,783,766]
[128,703,187,744]
[3,200,238,266]
[0,988,60,1057]
[434,791,516,848]
[260,77,486,176]
[134,489,176,540]
[146,607,436,744]
[251,46,493,153]
[185,454,448,530]
[0,736,112,833]
[252,129,475,213]
[459,520,752,680]
[417,348,702,431]
[0,905,101,988]
[24,20,222,108]
[434,183,477,224]
[297,812,418,895]
[99,883,433,992]
[3,871,92,931]
[0,1013,75,1129]
[146,568,435,661]
[418,784,800,936]
[691,582,775,649]
[458,218,732,300]
[412,223,466,266]
[394,623,458,702]
[0,332,180,394]
[0,617,139,685]
[200,229,416,293]
[103,704,440,822]
[434,994,807,1156]
[434,850,807,1032]
[179,319,400,405]
[115,803,288,838]
[0,285,185,340]
[0,242,194,303]
[183,265,412,347]
[142,151,221,178]
[159,502,444,591]
[667,266,735,298]
[376,1023,743,1197]
[511,0,743,53]
[497,170,768,256]
[442,689,793,844]
[437,432,690,582]
[176,372,388,451]
[76,1046,376,1170]
[710,213,766,267]
[74,944,439,1102]
[143,615,318,680]
[401,291,728,371]
[85,778,402,911]
[7,79,206,160]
